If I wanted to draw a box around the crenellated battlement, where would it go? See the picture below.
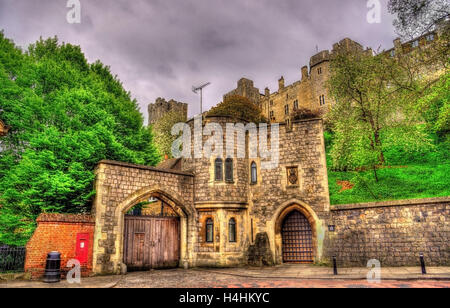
[148,97,188,125]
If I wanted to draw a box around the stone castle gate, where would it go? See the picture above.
[91,160,195,275]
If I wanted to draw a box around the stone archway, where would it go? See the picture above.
[91,161,195,275]
[271,200,324,265]
[117,187,191,272]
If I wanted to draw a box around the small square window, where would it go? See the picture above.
[412,40,419,48]
[426,34,434,41]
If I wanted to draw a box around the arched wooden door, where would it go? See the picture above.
[281,210,314,263]
[123,200,180,271]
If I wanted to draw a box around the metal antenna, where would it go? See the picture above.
[192,82,211,115]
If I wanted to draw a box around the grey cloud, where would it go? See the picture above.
[0,0,397,121]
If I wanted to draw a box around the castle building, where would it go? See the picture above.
[224,32,443,124]
[24,33,449,278]
[223,38,366,124]
[148,97,188,125]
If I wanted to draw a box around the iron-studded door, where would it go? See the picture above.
[281,211,314,263]
[124,216,180,271]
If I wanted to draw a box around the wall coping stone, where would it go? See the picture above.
[98,160,194,177]
[331,196,450,211]
[36,213,95,224]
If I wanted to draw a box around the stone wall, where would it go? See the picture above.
[25,214,95,280]
[328,197,450,267]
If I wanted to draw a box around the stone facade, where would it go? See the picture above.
[329,198,450,267]
[90,116,333,274]
[89,114,449,274]
[148,97,188,125]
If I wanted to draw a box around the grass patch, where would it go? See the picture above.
[328,163,450,205]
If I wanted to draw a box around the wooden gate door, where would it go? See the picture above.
[281,211,314,263]
[124,216,180,270]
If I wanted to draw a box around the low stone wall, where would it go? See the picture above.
[25,214,95,280]
[329,197,449,267]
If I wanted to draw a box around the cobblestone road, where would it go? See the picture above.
[114,269,450,288]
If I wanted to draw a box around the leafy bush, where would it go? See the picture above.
[291,108,320,121]
[207,95,267,123]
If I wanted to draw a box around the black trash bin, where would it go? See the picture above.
[43,251,61,283]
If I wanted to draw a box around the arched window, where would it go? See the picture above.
[250,162,257,184]
[206,218,214,243]
[229,218,237,243]
[225,158,233,182]
[215,158,223,181]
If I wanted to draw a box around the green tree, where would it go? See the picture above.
[152,111,187,158]
[0,34,159,245]
[388,0,449,39]
[207,95,267,123]
[327,47,432,181]
[416,71,450,137]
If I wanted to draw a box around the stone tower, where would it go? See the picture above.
[223,78,262,105]
[148,98,188,125]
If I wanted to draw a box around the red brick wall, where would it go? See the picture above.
[25,214,95,280]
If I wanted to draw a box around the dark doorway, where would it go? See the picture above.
[281,210,314,263]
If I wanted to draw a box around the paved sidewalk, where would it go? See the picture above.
[0,275,122,288]
[194,264,450,280]
[1,265,449,288]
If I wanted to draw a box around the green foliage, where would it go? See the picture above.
[388,0,449,38]
[0,34,159,246]
[416,71,450,136]
[327,47,434,179]
[327,128,449,205]
[291,108,320,121]
[329,163,450,205]
[207,95,267,123]
[152,111,187,159]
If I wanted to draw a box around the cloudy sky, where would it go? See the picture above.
[0,0,398,123]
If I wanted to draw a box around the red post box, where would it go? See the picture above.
[75,233,89,265]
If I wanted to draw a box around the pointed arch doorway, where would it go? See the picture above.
[123,197,180,271]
